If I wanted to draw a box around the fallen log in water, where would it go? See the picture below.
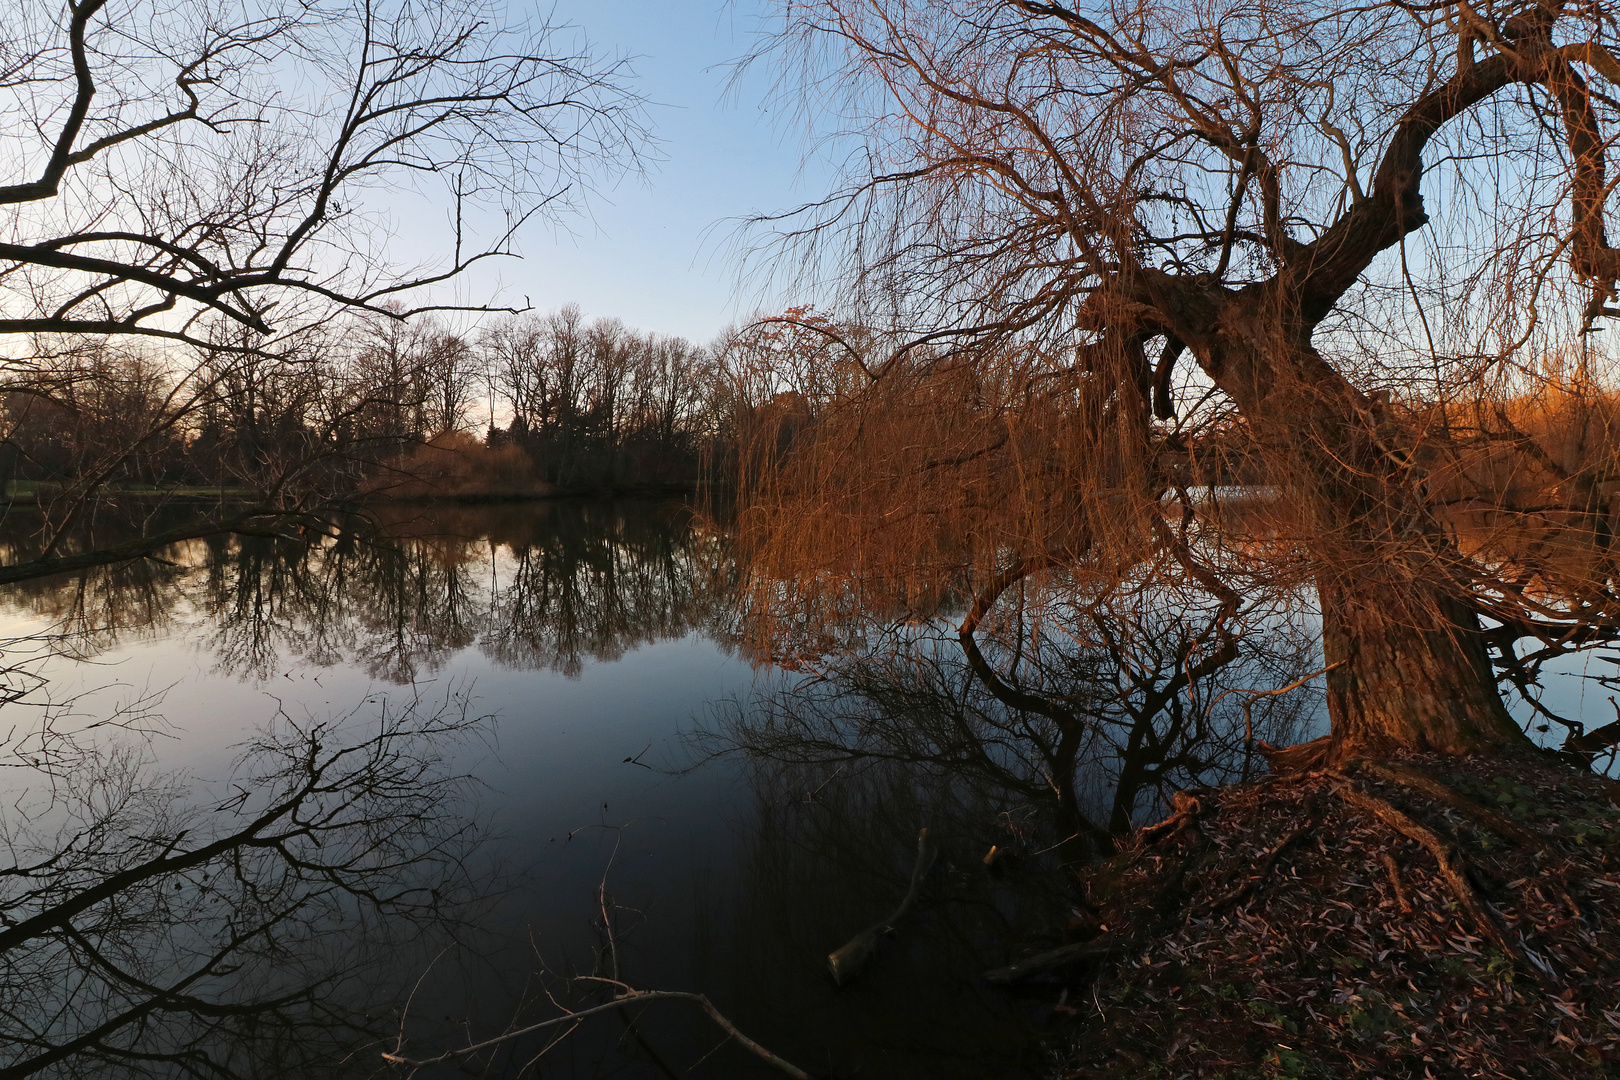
[981,934,1131,985]
[827,827,939,986]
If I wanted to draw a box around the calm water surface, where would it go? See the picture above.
[0,502,1060,1079]
[6,500,1600,1078]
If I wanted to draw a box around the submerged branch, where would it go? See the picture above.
[383,988,812,1079]
[826,827,940,986]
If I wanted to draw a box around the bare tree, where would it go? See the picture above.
[744,0,1620,762]
[1,0,643,343]
[483,306,723,488]
[630,333,715,451]
[0,0,646,581]
[0,690,488,1078]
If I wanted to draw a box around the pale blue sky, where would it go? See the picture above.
[454,1,822,344]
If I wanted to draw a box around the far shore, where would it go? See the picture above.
[0,481,719,507]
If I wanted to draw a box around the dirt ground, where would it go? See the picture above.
[1004,753,1620,1079]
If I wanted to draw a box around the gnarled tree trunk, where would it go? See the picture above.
[1199,295,1531,760]
[1318,575,1525,757]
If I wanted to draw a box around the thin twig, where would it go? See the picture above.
[381,989,812,1078]
[1191,826,1310,914]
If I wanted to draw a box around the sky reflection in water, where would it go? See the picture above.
[0,502,1094,1078]
[0,501,1607,1076]
[13,496,1603,1074]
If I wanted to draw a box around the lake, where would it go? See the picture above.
[0,501,1098,1079]
[0,498,1601,1079]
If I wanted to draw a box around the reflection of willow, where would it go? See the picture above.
[714,559,1321,863]
[686,568,1315,1078]
[688,574,1322,1071]
[0,503,725,684]
[0,693,486,1079]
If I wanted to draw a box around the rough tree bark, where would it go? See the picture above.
[1079,39,1584,757]
[1192,299,1531,757]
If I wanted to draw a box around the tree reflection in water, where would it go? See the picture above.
[0,501,725,686]
[0,502,1337,1077]
[0,691,488,1079]
[679,555,1324,1074]
[712,554,1322,864]
[0,502,729,1077]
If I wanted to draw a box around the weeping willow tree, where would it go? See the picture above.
[723,316,1145,638]
[731,0,1620,764]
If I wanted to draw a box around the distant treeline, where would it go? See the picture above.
[10,305,1613,519]
[0,303,815,500]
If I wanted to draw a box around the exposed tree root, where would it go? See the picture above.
[1046,753,1620,1078]
[1379,850,1413,913]
[1137,790,1205,844]
[1328,775,1513,954]
[1355,759,1541,846]
[1257,734,1332,773]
